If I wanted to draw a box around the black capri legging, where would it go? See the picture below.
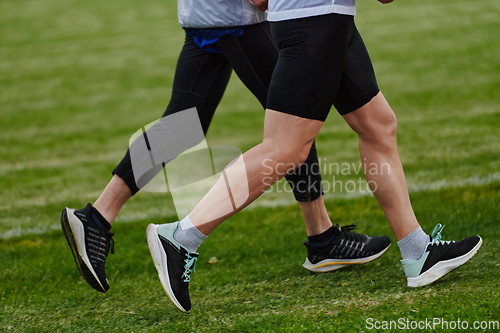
[113,22,323,202]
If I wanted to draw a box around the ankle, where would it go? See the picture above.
[173,216,207,253]
[397,226,429,260]
[89,204,112,231]
[307,226,335,248]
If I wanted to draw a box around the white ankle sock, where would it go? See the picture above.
[397,226,430,260]
[173,215,207,253]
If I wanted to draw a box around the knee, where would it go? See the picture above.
[381,111,398,139]
[292,144,312,166]
[263,138,311,170]
[281,144,311,166]
[358,110,398,148]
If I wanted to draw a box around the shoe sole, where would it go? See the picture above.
[146,223,188,313]
[407,236,483,287]
[303,244,391,273]
[61,208,107,292]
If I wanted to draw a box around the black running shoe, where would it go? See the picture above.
[303,224,391,273]
[147,222,198,313]
[401,224,482,287]
[61,203,114,292]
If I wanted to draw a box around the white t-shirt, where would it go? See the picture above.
[267,0,356,22]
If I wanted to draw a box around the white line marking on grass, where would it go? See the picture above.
[408,172,500,192]
[1,173,499,239]
[250,172,500,209]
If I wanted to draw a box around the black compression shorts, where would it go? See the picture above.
[267,13,380,121]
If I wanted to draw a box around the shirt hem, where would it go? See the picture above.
[268,5,355,22]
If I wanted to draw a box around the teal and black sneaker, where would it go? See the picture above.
[401,224,482,287]
[146,222,198,313]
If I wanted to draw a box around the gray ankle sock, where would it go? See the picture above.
[397,226,430,260]
[173,215,207,253]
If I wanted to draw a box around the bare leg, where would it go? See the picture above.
[91,110,326,230]
[93,174,132,225]
[299,197,333,236]
[189,110,324,235]
[92,92,417,241]
[90,160,333,233]
[343,92,419,241]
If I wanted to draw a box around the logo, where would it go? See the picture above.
[129,108,249,220]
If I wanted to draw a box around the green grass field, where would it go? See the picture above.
[1,0,499,331]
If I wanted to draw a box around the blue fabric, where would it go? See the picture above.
[192,37,221,53]
[185,29,244,53]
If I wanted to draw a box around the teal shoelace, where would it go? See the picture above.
[430,224,454,245]
[181,254,197,283]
